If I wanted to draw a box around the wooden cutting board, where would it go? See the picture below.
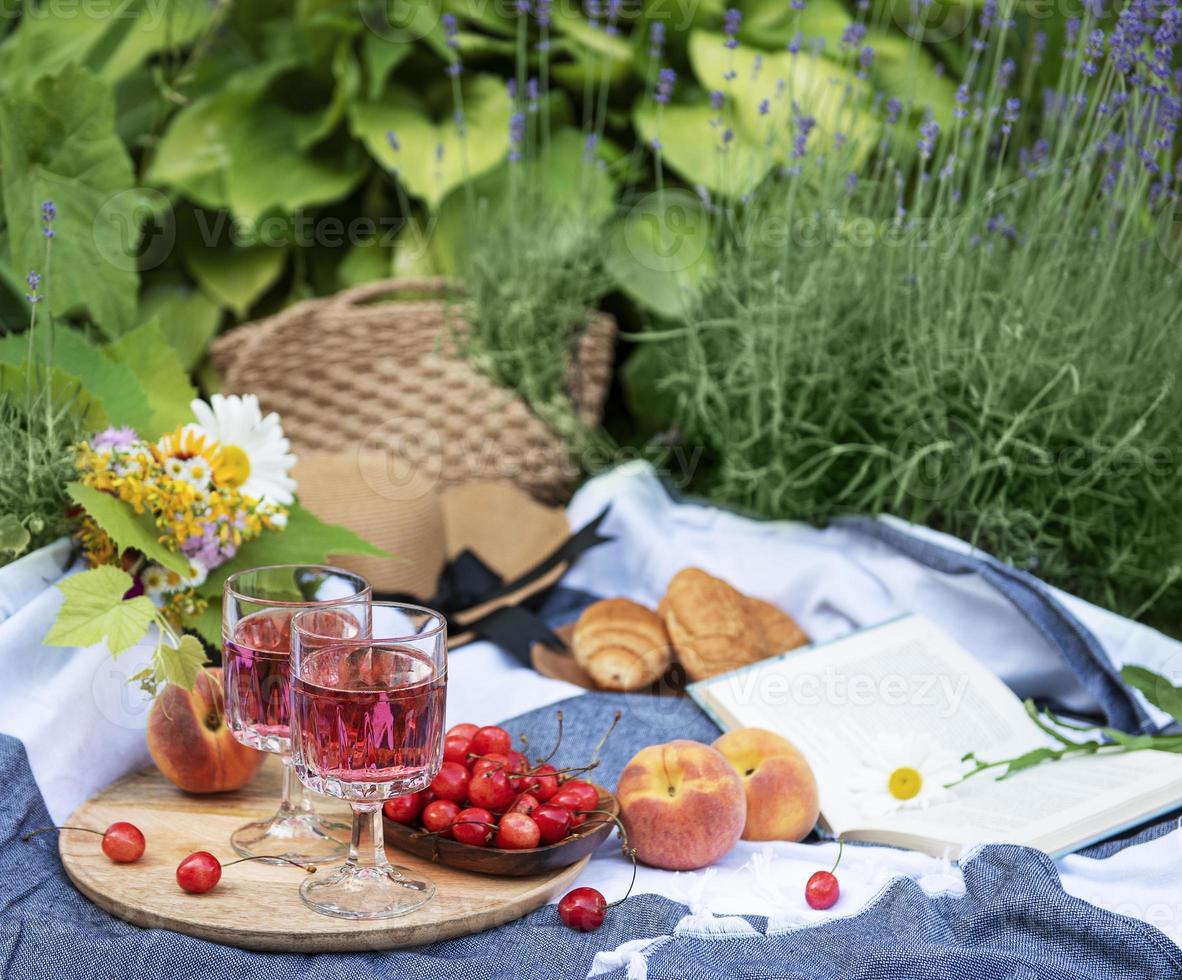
[58,756,587,952]
[530,623,689,697]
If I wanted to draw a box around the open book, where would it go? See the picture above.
[689,614,1182,858]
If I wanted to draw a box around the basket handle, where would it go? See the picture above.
[324,277,455,309]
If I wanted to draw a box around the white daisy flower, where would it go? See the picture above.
[162,456,189,483]
[189,394,297,505]
[184,457,213,490]
[848,733,961,817]
[181,557,208,589]
[141,564,170,602]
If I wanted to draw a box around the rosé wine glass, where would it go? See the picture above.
[291,601,447,920]
[222,564,371,863]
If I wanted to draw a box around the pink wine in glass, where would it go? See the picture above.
[292,644,446,801]
[225,608,363,754]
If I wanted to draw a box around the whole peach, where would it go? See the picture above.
[713,728,819,842]
[148,667,265,793]
[616,739,746,870]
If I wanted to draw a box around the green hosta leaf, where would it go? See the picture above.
[688,31,878,170]
[431,128,615,274]
[867,30,960,127]
[361,33,412,100]
[138,281,223,371]
[0,514,31,558]
[153,634,208,691]
[0,65,140,335]
[66,482,191,577]
[104,319,198,438]
[182,239,287,317]
[45,566,158,655]
[148,62,369,224]
[1122,665,1182,725]
[350,74,513,209]
[196,501,388,598]
[0,328,154,432]
[634,98,773,199]
[339,239,395,285]
[604,188,715,318]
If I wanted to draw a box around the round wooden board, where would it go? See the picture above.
[60,756,588,952]
[530,623,688,697]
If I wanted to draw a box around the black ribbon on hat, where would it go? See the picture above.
[373,505,612,665]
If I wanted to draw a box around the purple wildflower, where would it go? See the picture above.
[386,130,400,152]
[526,77,539,110]
[918,118,939,159]
[885,96,902,124]
[790,0,805,8]
[841,22,866,48]
[535,0,551,26]
[792,113,816,159]
[846,172,858,191]
[41,200,56,239]
[787,31,802,54]
[584,0,602,29]
[583,132,599,161]
[859,46,874,75]
[724,7,741,48]
[710,89,725,111]
[649,20,665,57]
[92,426,139,451]
[508,112,526,161]
[1001,96,1020,135]
[954,84,969,120]
[442,12,459,46]
[655,67,676,103]
[979,0,996,30]
[1033,31,1047,65]
[758,98,770,115]
[997,57,1015,87]
[605,0,622,34]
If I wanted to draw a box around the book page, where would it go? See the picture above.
[692,615,1062,833]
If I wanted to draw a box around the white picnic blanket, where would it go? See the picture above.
[2,462,1181,946]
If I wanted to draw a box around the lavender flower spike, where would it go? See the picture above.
[655,67,676,104]
[41,199,56,239]
[649,20,665,57]
[724,8,741,48]
[919,118,940,159]
[386,130,400,152]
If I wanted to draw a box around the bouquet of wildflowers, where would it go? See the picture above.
[72,396,294,632]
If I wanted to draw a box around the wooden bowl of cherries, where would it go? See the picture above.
[383,717,621,878]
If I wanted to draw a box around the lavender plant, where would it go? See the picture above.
[630,0,1182,630]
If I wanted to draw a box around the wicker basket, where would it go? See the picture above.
[210,279,616,505]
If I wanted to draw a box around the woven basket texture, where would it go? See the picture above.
[210,279,616,504]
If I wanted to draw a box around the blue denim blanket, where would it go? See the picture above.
[4,689,1181,980]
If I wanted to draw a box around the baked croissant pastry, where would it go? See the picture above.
[658,567,766,681]
[745,596,809,656]
[572,598,673,691]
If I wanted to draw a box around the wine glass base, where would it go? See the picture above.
[300,864,435,920]
[230,811,351,865]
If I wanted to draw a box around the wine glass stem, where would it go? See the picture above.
[279,755,300,817]
[347,804,386,869]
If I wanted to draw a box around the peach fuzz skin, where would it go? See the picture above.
[147,667,264,793]
[616,739,746,870]
[712,728,819,842]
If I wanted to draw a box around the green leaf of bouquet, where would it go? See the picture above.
[999,746,1061,778]
[0,363,109,431]
[0,65,140,335]
[104,319,198,438]
[153,634,208,691]
[182,239,288,317]
[45,565,158,655]
[0,514,31,558]
[66,482,191,577]
[138,280,224,371]
[1121,665,1182,725]
[0,328,153,433]
[196,501,389,599]
[605,189,715,318]
[349,74,513,209]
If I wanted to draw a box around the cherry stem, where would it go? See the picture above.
[573,809,637,908]
[22,825,102,842]
[829,839,844,875]
[410,820,497,841]
[222,856,317,874]
[591,710,622,762]
[537,710,565,766]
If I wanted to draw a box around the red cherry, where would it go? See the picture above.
[505,751,529,788]
[471,752,511,777]
[443,735,472,765]
[470,725,512,757]
[447,722,479,741]
[549,787,589,826]
[383,792,426,825]
[509,793,540,817]
[452,807,495,847]
[556,780,599,813]
[521,763,559,802]
[468,768,516,811]
[558,887,607,931]
[805,871,840,910]
[176,851,222,894]
[532,803,573,845]
[422,799,461,837]
[495,812,541,850]
[101,822,145,863]
[429,761,471,803]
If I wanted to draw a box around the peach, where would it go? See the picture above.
[712,728,819,842]
[147,667,265,793]
[616,739,746,870]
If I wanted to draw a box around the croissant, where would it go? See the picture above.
[571,598,673,691]
[658,568,766,681]
[745,596,809,656]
